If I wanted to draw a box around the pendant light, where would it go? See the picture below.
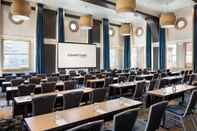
[79,15,93,30]
[120,23,131,36]
[11,0,31,21]
[159,0,176,28]
[160,12,176,28]
[116,0,136,16]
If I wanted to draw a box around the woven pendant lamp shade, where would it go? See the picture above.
[80,15,93,30]
[160,12,176,28]
[120,23,131,36]
[116,0,136,15]
[11,0,31,21]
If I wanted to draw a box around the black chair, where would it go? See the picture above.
[165,90,197,130]
[159,79,168,88]
[118,76,127,83]
[29,77,41,84]
[147,79,157,91]
[134,101,168,131]
[41,82,56,93]
[16,73,25,77]
[59,74,70,81]
[91,88,106,103]
[32,94,56,116]
[67,120,104,131]
[18,84,35,96]
[5,76,16,81]
[11,79,24,86]
[69,70,77,76]
[51,73,60,77]
[48,76,59,82]
[128,75,136,82]
[133,82,147,100]
[64,80,77,90]
[63,91,83,109]
[105,108,140,131]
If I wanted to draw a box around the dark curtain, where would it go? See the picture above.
[58,8,65,43]
[36,4,45,73]
[193,5,197,73]
[159,28,166,71]
[124,36,131,69]
[88,29,93,44]
[146,23,152,69]
[103,18,110,70]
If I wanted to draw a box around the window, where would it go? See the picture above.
[2,39,30,71]
[185,42,192,69]
[167,44,176,69]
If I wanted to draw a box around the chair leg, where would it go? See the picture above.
[190,115,197,130]
[180,118,187,131]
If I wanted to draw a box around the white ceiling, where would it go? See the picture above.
[26,0,194,24]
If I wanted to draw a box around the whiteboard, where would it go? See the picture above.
[58,43,96,68]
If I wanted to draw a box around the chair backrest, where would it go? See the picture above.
[18,84,35,96]
[32,94,56,116]
[67,120,104,131]
[159,79,168,89]
[48,76,59,82]
[113,108,140,131]
[104,77,113,87]
[145,101,168,131]
[184,90,197,117]
[30,77,41,84]
[148,80,157,91]
[64,80,77,90]
[118,75,127,83]
[59,74,70,81]
[128,75,136,82]
[133,82,147,100]
[41,82,56,93]
[91,88,106,103]
[63,91,83,109]
[11,79,24,86]
[16,73,25,77]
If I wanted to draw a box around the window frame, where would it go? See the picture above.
[1,38,32,72]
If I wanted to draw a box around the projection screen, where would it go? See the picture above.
[58,43,96,68]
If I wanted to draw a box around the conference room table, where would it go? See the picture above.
[147,84,197,102]
[6,81,65,104]
[24,97,142,131]
[162,75,183,85]
[147,84,197,127]
[86,77,119,88]
[109,80,149,97]
[136,74,154,80]
[13,87,94,116]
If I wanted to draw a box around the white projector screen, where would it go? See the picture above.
[58,43,96,68]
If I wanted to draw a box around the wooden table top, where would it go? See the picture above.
[14,88,93,104]
[86,78,105,83]
[109,80,149,88]
[136,74,154,77]
[6,81,65,92]
[24,98,142,131]
[162,76,183,80]
[147,84,197,97]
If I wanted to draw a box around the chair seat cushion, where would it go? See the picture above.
[166,105,186,116]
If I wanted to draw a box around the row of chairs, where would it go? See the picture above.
[31,88,107,116]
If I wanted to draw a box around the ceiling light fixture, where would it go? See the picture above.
[116,0,136,16]
[79,15,93,30]
[159,0,176,28]
[160,12,176,28]
[11,0,31,21]
[120,23,131,36]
